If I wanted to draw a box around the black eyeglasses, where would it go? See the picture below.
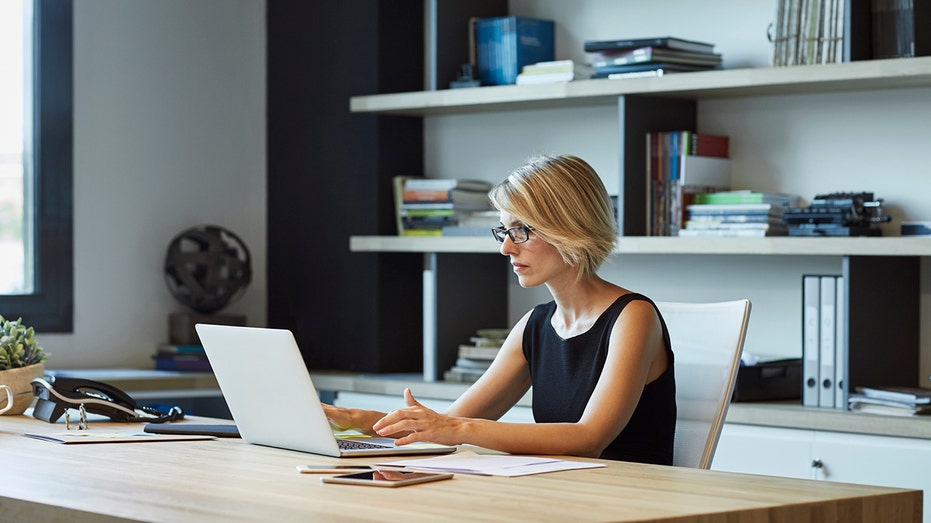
[491,224,533,244]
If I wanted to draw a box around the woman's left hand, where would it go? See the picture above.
[373,388,463,446]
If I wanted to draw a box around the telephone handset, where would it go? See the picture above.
[31,376,184,423]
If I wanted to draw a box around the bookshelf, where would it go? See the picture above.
[350,56,931,116]
[349,57,928,385]
[351,235,931,257]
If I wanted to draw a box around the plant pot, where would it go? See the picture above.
[0,362,44,415]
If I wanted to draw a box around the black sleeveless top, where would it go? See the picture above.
[522,293,676,464]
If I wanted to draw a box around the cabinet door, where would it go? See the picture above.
[811,431,931,523]
[811,430,931,488]
[712,424,814,479]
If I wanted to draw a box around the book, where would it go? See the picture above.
[155,344,206,355]
[682,222,786,231]
[677,227,787,237]
[516,63,591,85]
[686,214,776,224]
[605,69,676,80]
[591,46,723,68]
[646,130,731,236]
[591,62,712,79]
[475,17,555,85]
[692,191,800,206]
[403,178,491,192]
[686,203,790,216]
[855,386,931,405]
[848,398,931,416]
[871,0,931,59]
[153,356,212,372]
[583,36,715,54]
[457,345,500,360]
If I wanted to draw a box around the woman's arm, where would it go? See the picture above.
[373,300,668,457]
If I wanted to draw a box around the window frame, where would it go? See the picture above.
[0,0,73,332]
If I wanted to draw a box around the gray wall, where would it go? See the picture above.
[42,0,266,368]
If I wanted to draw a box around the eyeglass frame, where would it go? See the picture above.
[491,224,534,244]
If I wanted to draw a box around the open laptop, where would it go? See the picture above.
[195,323,457,457]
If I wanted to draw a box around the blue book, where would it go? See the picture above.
[475,17,554,85]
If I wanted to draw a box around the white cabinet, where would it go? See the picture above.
[713,423,931,521]
[713,424,815,479]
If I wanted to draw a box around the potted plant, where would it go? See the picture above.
[0,315,48,415]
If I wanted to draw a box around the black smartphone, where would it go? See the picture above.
[320,470,453,487]
[296,464,372,474]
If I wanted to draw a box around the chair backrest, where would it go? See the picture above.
[656,299,751,469]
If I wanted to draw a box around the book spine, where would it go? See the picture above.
[689,133,730,157]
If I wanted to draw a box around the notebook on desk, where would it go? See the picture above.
[194,324,457,457]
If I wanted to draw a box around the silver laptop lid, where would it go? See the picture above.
[195,324,342,457]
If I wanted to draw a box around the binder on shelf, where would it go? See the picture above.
[819,276,837,408]
[834,276,848,409]
[802,275,820,407]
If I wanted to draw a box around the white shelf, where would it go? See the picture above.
[349,57,931,116]
[350,235,931,256]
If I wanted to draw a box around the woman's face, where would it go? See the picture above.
[498,211,571,288]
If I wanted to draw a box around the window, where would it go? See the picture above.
[0,0,73,332]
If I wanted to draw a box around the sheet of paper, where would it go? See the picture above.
[377,450,606,477]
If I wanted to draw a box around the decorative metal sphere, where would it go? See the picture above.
[163,225,252,314]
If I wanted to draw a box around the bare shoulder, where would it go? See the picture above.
[614,295,662,331]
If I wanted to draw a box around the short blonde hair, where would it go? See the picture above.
[489,155,617,276]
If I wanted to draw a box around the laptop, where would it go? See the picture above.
[194,323,457,457]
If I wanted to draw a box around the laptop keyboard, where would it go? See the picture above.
[338,439,394,450]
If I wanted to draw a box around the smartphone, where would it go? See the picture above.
[320,470,454,487]
[296,464,372,474]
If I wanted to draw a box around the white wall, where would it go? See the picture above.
[40,0,266,369]
[425,0,931,377]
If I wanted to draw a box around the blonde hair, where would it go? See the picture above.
[489,154,617,276]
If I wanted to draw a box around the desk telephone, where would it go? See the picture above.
[30,376,184,423]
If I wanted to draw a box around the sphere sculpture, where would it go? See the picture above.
[164,225,252,314]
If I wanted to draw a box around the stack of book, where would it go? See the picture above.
[584,37,721,79]
[646,131,731,236]
[681,191,801,237]
[394,177,493,237]
[515,59,592,85]
[152,344,212,372]
[848,386,931,416]
[443,328,509,383]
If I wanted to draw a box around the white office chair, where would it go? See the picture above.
[656,299,751,469]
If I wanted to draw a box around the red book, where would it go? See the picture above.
[689,133,729,158]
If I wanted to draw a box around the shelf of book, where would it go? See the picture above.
[350,235,931,257]
[350,56,931,116]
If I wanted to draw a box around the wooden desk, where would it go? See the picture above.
[0,415,920,523]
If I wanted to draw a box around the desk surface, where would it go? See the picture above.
[0,415,920,523]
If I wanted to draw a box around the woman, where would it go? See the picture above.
[324,154,676,464]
